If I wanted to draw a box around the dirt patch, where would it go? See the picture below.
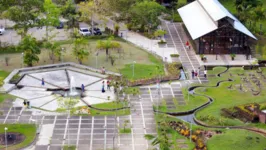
[0,132,25,146]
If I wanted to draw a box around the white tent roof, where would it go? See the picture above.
[178,0,257,40]
[178,1,217,40]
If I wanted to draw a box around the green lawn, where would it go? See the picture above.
[0,38,164,78]
[0,124,36,150]
[0,70,15,103]
[154,114,195,150]
[156,87,209,113]
[207,129,266,150]
[194,67,266,127]
[89,102,130,116]
[120,54,164,80]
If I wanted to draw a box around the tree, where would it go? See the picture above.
[42,0,61,41]
[6,0,43,37]
[78,1,98,33]
[123,120,129,132]
[57,97,79,114]
[73,37,90,64]
[96,37,121,60]
[154,29,167,40]
[144,119,172,150]
[44,41,62,64]
[61,0,78,29]
[17,35,41,67]
[129,1,165,32]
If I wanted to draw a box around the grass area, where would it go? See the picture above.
[63,145,76,150]
[194,67,266,127]
[89,102,130,116]
[119,128,131,134]
[207,129,266,150]
[0,70,15,103]
[120,54,164,80]
[0,38,164,76]
[156,87,209,113]
[0,124,36,150]
[154,114,195,150]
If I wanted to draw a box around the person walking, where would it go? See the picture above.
[204,69,207,78]
[101,67,106,74]
[195,70,198,77]
[191,70,195,79]
[41,78,45,86]
[107,80,111,91]
[102,81,105,93]
[186,41,189,49]
[81,84,85,93]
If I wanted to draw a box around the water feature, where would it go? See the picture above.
[180,69,186,80]
[68,76,79,96]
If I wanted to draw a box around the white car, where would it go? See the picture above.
[0,26,5,35]
[79,28,91,36]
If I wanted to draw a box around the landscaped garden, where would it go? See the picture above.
[153,114,266,150]
[184,67,266,129]
[0,124,36,150]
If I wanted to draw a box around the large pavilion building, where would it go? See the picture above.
[178,0,257,55]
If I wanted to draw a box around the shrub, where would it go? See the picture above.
[163,13,182,22]
[158,40,167,44]
[166,62,182,76]
[170,54,179,57]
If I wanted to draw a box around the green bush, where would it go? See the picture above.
[170,54,180,57]
[163,13,182,22]
[166,62,181,76]
[158,40,167,44]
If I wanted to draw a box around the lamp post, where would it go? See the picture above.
[12,102,16,123]
[95,51,99,69]
[4,127,7,150]
[21,52,24,68]
[61,47,64,63]
[132,61,136,77]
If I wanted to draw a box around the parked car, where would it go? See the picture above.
[89,27,102,35]
[0,25,5,35]
[56,22,64,29]
[79,28,91,36]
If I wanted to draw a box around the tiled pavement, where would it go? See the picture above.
[163,21,209,84]
[0,87,158,150]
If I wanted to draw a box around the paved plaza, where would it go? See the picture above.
[8,66,116,112]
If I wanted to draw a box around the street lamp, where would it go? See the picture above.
[12,102,16,123]
[61,48,64,63]
[95,51,99,69]
[4,127,7,150]
[132,61,136,77]
[156,79,160,116]
[21,53,24,68]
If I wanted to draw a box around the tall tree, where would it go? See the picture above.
[96,37,121,59]
[73,37,90,64]
[6,0,43,37]
[44,41,62,64]
[18,35,41,67]
[129,1,165,32]
[61,0,78,29]
[42,0,61,41]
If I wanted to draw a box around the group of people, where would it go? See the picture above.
[191,68,207,79]
[101,80,111,93]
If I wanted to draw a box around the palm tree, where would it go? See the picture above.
[73,37,90,64]
[96,37,121,60]
[144,120,172,150]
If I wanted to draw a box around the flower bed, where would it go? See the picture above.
[168,121,222,150]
